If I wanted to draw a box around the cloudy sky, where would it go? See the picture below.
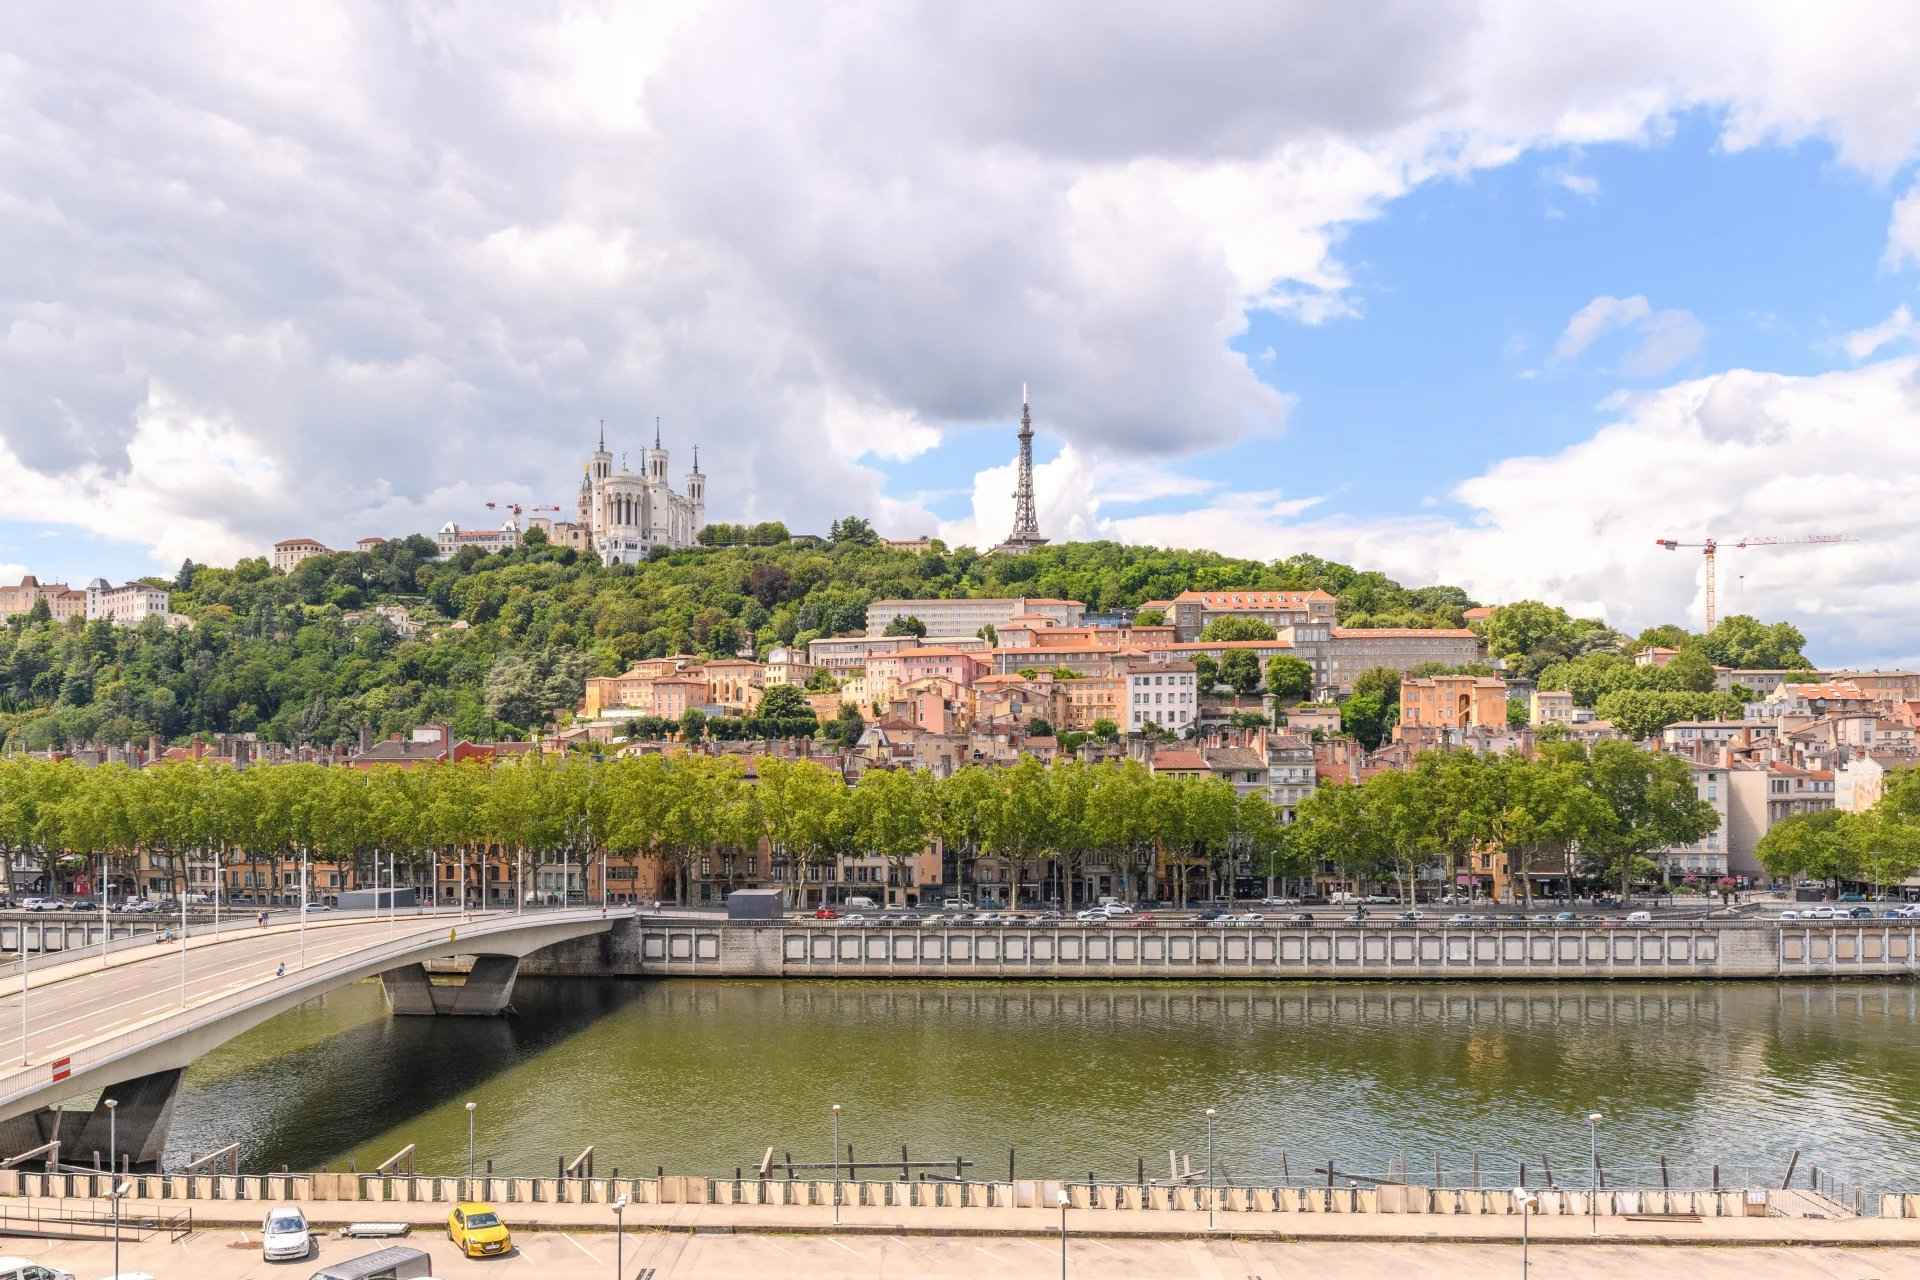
[4,2,1920,664]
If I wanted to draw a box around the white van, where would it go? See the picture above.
[941,898,975,911]
[845,896,878,911]
[1625,910,1653,925]
[308,1246,435,1280]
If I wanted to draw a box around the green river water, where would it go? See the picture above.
[162,977,1920,1189]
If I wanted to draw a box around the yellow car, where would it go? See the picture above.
[448,1201,512,1258]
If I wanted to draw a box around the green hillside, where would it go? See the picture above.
[0,523,1810,752]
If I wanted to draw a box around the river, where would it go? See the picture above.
[162,977,1920,1190]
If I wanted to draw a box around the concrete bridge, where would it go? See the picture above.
[0,907,614,1170]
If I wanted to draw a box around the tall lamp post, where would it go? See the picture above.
[1205,1108,1217,1229]
[612,1195,628,1278]
[831,1103,842,1225]
[106,1097,120,1279]
[1586,1111,1604,1236]
[1056,1189,1069,1280]
[466,1101,478,1185]
[1513,1188,1537,1279]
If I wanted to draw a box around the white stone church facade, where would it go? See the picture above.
[577,424,706,565]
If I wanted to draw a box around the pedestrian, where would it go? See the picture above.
[450,927,457,945]
[276,961,285,978]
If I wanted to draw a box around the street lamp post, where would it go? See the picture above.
[831,1103,842,1225]
[1056,1189,1069,1280]
[1513,1188,1537,1279]
[106,1097,119,1279]
[612,1195,628,1278]
[1586,1111,1604,1236]
[1205,1108,1217,1229]
[466,1101,478,1185]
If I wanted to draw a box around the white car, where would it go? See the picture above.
[1102,903,1135,916]
[17,899,51,913]
[1074,908,1109,923]
[0,1259,74,1280]
[1447,913,1474,925]
[261,1205,312,1261]
[1778,910,1800,921]
[1232,912,1266,926]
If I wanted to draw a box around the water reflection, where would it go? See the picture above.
[170,978,1920,1187]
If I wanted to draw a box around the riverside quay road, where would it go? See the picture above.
[0,906,612,1166]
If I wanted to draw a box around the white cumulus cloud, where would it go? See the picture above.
[1841,304,1919,359]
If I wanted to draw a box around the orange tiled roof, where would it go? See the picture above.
[1172,589,1335,607]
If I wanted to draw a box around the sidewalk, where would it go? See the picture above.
[52,1191,1920,1247]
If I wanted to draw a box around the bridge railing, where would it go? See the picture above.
[0,907,618,1116]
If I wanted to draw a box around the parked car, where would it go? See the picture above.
[120,899,157,914]
[1803,906,1836,920]
[1260,896,1298,907]
[919,913,946,926]
[1103,903,1136,916]
[1074,908,1109,923]
[1231,912,1265,926]
[1778,910,1800,921]
[17,899,51,913]
[940,898,975,911]
[1553,911,1576,923]
[844,896,878,911]
[311,1244,434,1280]
[1447,913,1474,925]
[813,907,839,920]
[261,1204,311,1261]
[1845,905,1874,919]
[0,1258,74,1280]
[840,913,868,926]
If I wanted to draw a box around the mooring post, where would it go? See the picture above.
[1518,1161,1526,1188]
[901,1145,910,1180]
[1009,1147,1015,1182]
[1659,1155,1669,1189]
[1326,1158,1335,1190]
[1542,1155,1553,1187]
[1280,1152,1289,1183]
[1137,1156,1145,1186]
[1712,1165,1720,1190]
[1472,1153,1480,1188]
[1433,1152,1441,1189]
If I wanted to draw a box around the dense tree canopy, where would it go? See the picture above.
[2,538,1494,753]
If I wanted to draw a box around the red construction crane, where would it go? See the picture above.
[1654,534,1855,631]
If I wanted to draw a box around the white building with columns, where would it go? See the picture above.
[577,421,706,565]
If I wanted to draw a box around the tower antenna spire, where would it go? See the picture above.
[693,445,700,474]
[598,418,605,452]
[655,416,662,450]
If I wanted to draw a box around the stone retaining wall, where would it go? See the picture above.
[0,1168,1810,1219]
[517,919,1920,981]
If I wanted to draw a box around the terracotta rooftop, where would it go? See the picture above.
[1151,750,1209,771]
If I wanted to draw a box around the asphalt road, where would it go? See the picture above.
[0,910,486,1079]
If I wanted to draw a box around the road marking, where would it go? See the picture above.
[559,1232,602,1264]
[824,1236,862,1255]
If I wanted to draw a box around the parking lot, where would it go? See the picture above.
[3,1229,1917,1279]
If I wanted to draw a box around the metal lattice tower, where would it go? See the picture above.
[998,383,1047,553]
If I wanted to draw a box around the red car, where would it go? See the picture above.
[814,907,839,920]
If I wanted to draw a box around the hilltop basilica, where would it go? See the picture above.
[576,422,707,564]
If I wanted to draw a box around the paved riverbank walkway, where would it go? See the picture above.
[5,1226,1917,1278]
[40,1190,1920,1245]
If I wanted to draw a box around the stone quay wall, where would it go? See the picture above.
[516,919,1919,981]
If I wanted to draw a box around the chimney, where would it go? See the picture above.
[439,722,452,762]
[359,724,371,756]
[148,733,162,762]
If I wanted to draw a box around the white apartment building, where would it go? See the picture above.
[272,537,331,572]
[1660,761,1729,879]
[1124,660,1197,735]
[84,579,171,626]
[863,597,1083,638]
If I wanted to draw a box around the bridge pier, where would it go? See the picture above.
[380,956,520,1017]
[0,1068,184,1172]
